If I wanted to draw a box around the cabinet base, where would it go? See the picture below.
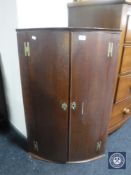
[29,152,105,164]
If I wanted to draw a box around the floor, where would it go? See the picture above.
[0,119,131,175]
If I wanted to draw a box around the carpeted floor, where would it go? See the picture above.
[0,119,131,175]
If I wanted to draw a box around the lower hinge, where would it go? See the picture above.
[96,140,102,152]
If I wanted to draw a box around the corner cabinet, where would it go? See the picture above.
[17,28,120,163]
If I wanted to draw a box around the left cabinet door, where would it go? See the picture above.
[17,30,70,162]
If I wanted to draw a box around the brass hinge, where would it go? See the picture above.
[107,42,114,58]
[96,140,102,152]
[24,42,30,57]
[33,140,39,151]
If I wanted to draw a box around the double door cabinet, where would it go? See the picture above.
[17,28,120,162]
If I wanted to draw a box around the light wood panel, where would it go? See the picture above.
[108,98,131,132]
[116,74,131,102]
[121,46,131,73]
[125,15,131,43]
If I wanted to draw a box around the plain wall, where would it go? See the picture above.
[0,0,27,136]
[16,0,72,28]
[0,0,72,137]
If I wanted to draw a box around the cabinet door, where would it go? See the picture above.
[69,31,120,161]
[18,30,70,162]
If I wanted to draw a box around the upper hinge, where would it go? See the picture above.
[24,42,30,57]
[33,140,39,152]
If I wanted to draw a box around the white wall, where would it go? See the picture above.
[0,0,27,136]
[17,0,72,28]
[0,0,72,137]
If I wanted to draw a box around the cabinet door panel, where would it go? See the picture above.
[69,31,120,161]
[26,30,69,162]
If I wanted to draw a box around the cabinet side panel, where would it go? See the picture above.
[17,32,36,151]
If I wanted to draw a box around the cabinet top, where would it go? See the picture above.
[16,27,120,32]
[68,0,131,7]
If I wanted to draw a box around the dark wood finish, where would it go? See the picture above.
[17,32,36,152]
[18,30,70,162]
[29,31,70,162]
[69,31,120,161]
[68,4,123,28]
[68,2,131,134]
[17,27,120,32]
[17,28,120,162]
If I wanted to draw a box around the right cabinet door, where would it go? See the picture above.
[69,31,120,161]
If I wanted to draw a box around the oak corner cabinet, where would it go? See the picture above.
[68,0,131,134]
[17,28,120,163]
